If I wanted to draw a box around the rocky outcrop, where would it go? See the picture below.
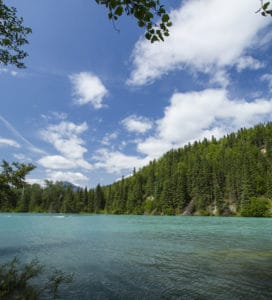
[182,199,195,216]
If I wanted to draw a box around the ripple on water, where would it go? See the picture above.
[0,214,271,299]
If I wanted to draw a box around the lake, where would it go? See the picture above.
[0,214,271,299]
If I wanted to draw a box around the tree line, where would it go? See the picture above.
[0,123,272,217]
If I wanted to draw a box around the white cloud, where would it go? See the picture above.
[40,121,92,170]
[45,170,89,187]
[41,112,68,121]
[26,178,46,187]
[121,115,153,134]
[0,137,20,148]
[0,115,46,155]
[70,72,108,109]
[38,155,78,169]
[128,0,269,86]
[38,155,92,170]
[90,89,272,175]
[41,121,88,159]
[101,131,118,146]
[209,70,230,88]
[93,148,149,174]
[0,68,17,76]
[13,153,32,162]
[137,137,173,159]
[137,89,272,157]
[261,73,272,92]
[236,56,264,72]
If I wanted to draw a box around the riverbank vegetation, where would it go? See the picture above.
[0,257,73,299]
[0,123,272,217]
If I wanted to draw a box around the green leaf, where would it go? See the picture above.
[138,20,145,27]
[115,6,123,17]
[147,22,152,29]
[161,14,169,23]
[151,35,159,43]
[145,32,151,40]
[263,2,270,10]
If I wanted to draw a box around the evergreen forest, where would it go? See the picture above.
[1,123,272,217]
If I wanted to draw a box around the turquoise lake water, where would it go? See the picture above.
[0,214,271,299]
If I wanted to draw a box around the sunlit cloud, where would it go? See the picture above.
[70,72,108,109]
[128,0,269,86]
[0,137,20,148]
[121,115,153,134]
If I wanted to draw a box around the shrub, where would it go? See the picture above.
[241,197,271,217]
[0,257,73,299]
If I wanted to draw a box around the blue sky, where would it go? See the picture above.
[1,0,272,187]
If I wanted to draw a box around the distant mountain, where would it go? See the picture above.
[59,181,80,192]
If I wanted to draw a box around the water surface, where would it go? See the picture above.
[0,214,271,299]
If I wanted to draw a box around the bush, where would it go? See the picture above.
[241,197,271,217]
[163,207,175,215]
[0,257,73,299]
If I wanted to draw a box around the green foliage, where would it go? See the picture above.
[0,0,32,68]
[46,269,73,299]
[0,160,35,211]
[0,0,170,68]
[241,197,271,217]
[256,1,272,16]
[143,197,157,213]
[1,123,272,217]
[0,258,73,299]
[95,0,172,42]
[0,257,41,299]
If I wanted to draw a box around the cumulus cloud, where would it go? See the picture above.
[128,0,269,86]
[121,115,153,134]
[39,121,92,170]
[26,178,46,187]
[236,56,264,72]
[38,155,78,169]
[45,170,89,186]
[101,131,118,146]
[41,121,88,159]
[0,137,20,148]
[209,70,230,88]
[93,148,149,174]
[70,72,108,109]
[89,89,272,175]
[137,137,172,159]
[261,73,272,92]
[137,89,272,157]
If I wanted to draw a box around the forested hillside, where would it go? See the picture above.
[1,123,272,216]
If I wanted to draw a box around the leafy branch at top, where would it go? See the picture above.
[95,0,172,43]
[0,0,32,68]
[256,0,272,16]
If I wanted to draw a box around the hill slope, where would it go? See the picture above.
[1,123,272,216]
[101,122,272,216]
